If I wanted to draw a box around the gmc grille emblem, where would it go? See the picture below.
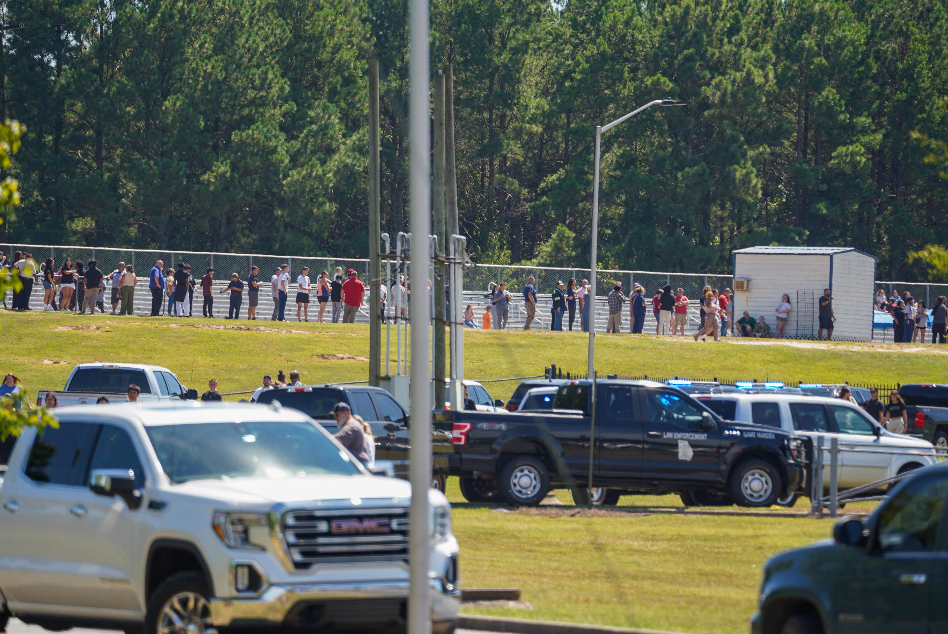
[330,517,391,535]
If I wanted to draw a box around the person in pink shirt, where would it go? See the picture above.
[673,288,689,336]
[652,290,662,334]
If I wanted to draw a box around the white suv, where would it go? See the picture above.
[698,393,937,491]
[0,402,459,634]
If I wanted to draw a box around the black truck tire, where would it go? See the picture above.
[570,487,619,506]
[680,491,731,507]
[779,612,822,634]
[729,458,781,507]
[498,455,550,506]
[145,571,212,634]
[459,476,499,503]
[602,490,622,505]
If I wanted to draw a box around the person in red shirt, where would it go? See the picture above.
[652,291,662,334]
[719,288,731,337]
[341,269,365,323]
[673,288,689,336]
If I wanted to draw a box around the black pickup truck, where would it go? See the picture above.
[901,383,948,453]
[441,379,808,507]
[254,385,453,488]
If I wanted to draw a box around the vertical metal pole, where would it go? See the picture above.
[433,72,447,411]
[587,371,597,509]
[829,437,839,518]
[383,234,392,378]
[369,58,382,387]
[587,126,601,377]
[812,437,824,514]
[408,0,432,628]
[444,63,459,240]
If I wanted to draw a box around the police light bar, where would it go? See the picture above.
[667,380,692,386]
[764,382,784,389]
[735,382,753,388]
[799,384,822,388]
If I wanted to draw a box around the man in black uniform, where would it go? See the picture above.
[818,288,834,341]
[862,388,884,423]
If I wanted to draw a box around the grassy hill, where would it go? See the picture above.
[3,311,946,399]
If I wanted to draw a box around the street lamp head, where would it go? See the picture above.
[661,99,688,106]
[0,24,25,32]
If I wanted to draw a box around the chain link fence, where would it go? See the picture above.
[3,244,946,333]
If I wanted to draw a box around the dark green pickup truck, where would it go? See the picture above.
[902,384,948,453]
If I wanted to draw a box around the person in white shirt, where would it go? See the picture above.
[775,294,791,338]
[110,262,126,314]
[270,267,281,321]
[296,266,311,322]
[577,279,589,332]
[277,263,290,321]
[287,370,304,387]
[251,375,274,402]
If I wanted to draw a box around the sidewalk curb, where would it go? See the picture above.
[458,615,682,634]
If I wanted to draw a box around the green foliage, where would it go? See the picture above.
[3,0,948,278]
[907,245,948,283]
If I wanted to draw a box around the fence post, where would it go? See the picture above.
[811,436,824,515]
[829,437,839,518]
[288,257,292,277]
[210,253,214,269]
[927,284,931,307]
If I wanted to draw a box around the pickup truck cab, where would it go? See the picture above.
[253,385,453,490]
[504,379,570,411]
[37,363,198,407]
[901,383,948,453]
[753,463,948,634]
[698,393,936,491]
[444,380,808,508]
[0,402,459,634]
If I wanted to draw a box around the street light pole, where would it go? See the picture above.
[586,99,687,378]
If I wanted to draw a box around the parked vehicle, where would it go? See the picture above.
[901,383,948,453]
[443,380,808,508]
[254,385,453,489]
[444,379,504,411]
[0,402,460,634]
[37,363,198,407]
[753,462,947,634]
[697,393,936,494]
[504,379,570,411]
[798,383,872,404]
[517,386,558,411]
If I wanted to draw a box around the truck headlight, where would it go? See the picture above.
[786,438,805,462]
[431,504,452,542]
[212,511,268,550]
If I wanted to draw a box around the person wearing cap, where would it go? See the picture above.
[630,285,647,333]
[251,375,275,402]
[551,281,566,331]
[277,264,290,321]
[522,276,537,330]
[719,288,732,336]
[736,311,756,337]
[341,269,365,323]
[332,402,370,465]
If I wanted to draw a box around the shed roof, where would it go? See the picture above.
[733,246,872,257]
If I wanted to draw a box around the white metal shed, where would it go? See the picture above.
[731,246,876,341]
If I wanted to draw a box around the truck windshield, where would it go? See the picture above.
[145,421,361,483]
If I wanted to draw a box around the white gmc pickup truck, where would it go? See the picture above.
[37,363,199,407]
[0,402,460,634]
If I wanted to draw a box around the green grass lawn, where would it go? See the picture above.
[0,311,917,633]
[2,311,947,402]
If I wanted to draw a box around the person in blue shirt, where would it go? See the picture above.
[523,277,537,330]
[491,282,511,329]
[149,259,165,316]
[551,281,566,331]
[630,285,648,333]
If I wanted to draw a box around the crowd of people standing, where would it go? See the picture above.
[875,288,947,344]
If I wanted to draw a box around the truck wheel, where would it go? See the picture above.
[431,474,447,492]
[779,612,822,634]
[571,487,607,506]
[145,571,212,634]
[729,459,781,508]
[933,431,948,456]
[498,456,550,507]
[458,477,499,503]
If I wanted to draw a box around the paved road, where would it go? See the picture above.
[8,619,499,634]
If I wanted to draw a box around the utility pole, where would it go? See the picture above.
[433,72,446,410]
[444,63,459,239]
[368,59,381,387]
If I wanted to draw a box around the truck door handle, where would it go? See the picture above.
[647,431,662,437]
[3,501,19,513]
[899,574,927,585]
[69,505,88,518]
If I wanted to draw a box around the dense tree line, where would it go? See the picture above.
[2,0,947,279]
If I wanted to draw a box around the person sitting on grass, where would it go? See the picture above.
[736,311,757,336]
[754,316,771,338]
